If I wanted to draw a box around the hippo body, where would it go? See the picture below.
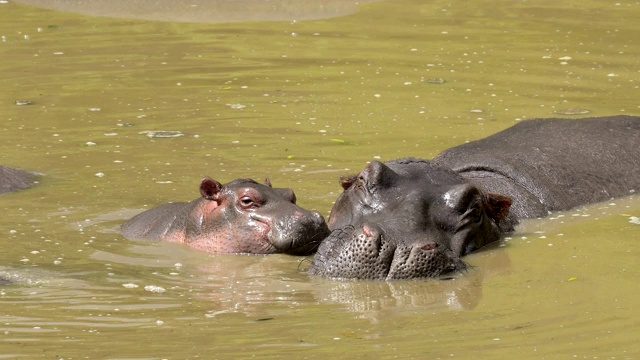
[435,115,640,220]
[121,178,330,255]
[0,166,36,195]
[311,115,640,280]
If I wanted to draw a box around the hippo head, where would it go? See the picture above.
[188,177,330,255]
[310,158,512,280]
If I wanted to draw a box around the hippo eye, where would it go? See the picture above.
[240,197,256,207]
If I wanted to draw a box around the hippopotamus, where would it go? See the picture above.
[310,115,640,280]
[121,177,330,255]
[0,166,36,195]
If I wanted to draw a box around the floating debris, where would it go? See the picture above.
[15,100,32,106]
[470,109,484,113]
[85,141,97,146]
[630,216,640,225]
[139,130,184,138]
[227,103,246,110]
[427,78,446,84]
[122,283,139,289]
[554,109,591,115]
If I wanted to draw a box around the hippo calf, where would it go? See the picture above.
[310,115,640,280]
[121,177,330,255]
[0,166,36,195]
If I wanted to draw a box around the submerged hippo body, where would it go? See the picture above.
[121,178,330,255]
[0,166,36,195]
[311,115,640,280]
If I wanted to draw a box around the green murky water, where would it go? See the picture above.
[1,1,639,358]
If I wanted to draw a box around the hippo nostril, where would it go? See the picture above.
[420,242,438,251]
[362,225,373,237]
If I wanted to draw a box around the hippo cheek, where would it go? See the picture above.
[248,213,273,240]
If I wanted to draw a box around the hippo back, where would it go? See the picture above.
[434,115,640,218]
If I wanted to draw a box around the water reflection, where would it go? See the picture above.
[81,237,513,321]
[13,0,386,23]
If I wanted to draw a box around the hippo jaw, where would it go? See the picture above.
[309,223,466,280]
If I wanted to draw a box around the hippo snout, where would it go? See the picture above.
[310,222,465,280]
[251,209,329,255]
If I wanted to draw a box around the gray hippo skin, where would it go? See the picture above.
[121,177,330,255]
[0,166,36,195]
[310,115,640,280]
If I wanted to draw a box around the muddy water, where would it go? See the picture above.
[1,0,639,358]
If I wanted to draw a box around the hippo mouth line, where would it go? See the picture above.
[311,225,466,280]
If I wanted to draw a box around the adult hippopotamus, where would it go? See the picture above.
[121,177,330,255]
[0,166,36,195]
[310,115,640,280]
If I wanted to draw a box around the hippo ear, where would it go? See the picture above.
[482,193,512,223]
[339,175,357,190]
[200,177,223,201]
[365,161,400,188]
[264,178,272,188]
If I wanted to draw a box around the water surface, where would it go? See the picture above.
[1,1,639,358]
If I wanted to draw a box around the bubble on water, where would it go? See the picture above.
[629,216,640,225]
[122,283,139,289]
[144,285,166,293]
[88,108,101,112]
[86,141,97,146]
[227,103,246,110]
[95,172,105,178]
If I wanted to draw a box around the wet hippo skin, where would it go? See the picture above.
[0,166,36,195]
[121,177,330,255]
[311,115,640,280]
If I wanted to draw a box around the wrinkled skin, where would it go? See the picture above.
[121,178,330,255]
[311,115,640,280]
[0,166,36,195]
